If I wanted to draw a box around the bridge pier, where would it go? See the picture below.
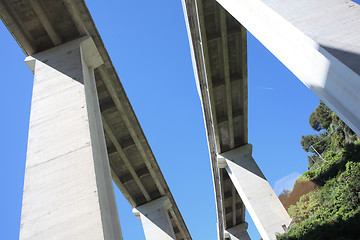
[217,145,291,240]
[133,196,176,240]
[20,36,122,240]
[224,222,251,240]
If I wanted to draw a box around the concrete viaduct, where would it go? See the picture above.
[182,0,360,239]
[1,0,360,239]
[0,0,190,239]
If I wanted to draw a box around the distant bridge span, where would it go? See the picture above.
[182,0,360,239]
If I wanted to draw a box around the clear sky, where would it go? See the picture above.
[2,0,357,239]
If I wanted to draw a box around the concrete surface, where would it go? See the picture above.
[216,0,360,136]
[133,196,176,240]
[218,145,291,240]
[1,1,192,239]
[224,222,251,240]
[181,1,248,237]
[20,37,122,240]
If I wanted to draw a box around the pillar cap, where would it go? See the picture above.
[216,144,253,169]
[25,35,103,73]
[132,196,172,219]
[218,144,252,159]
[224,222,249,238]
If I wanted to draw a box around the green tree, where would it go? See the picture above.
[300,101,358,169]
[278,101,360,240]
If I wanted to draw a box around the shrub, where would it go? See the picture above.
[278,153,360,239]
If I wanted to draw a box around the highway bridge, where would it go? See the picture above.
[183,0,250,237]
[182,0,360,239]
[0,0,191,239]
[1,0,360,239]
[182,0,291,239]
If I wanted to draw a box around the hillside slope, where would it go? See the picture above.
[277,102,360,240]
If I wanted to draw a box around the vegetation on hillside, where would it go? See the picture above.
[277,101,360,240]
[300,102,358,170]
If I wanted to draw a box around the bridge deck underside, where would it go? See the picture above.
[0,0,191,239]
[183,0,248,237]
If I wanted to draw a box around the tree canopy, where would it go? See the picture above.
[278,101,360,240]
[300,101,357,168]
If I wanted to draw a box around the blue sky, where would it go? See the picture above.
[1,0,350,239]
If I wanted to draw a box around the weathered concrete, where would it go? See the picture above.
[1,1,192,238]
[216,0,360,136]
[181,1,249,237]
[133,196,176,240]
[218,145,291,240]
[20,36,122,240]
[224,222,251,240]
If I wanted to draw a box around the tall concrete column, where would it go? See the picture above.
[133,196,175,240]
[217,145,291,240]
[20,36,122,240]
[216,0,360,136]
[224,222,251,240]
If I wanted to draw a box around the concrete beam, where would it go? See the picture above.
[224,222,251,240]
[63,0,87,36]
[101,115,151,201]
[196,0,222,153]
[20,36,122,239]
[0,0,36,55]
[216,0,360,136]
[110,167,136,207]
[168,207,187,240]
[219,7,235,150]
[218,145,291,240]
[98,66,166,196]
[29,0,62,46]
[133,196,176,240]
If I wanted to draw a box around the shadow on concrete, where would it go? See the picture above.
[31,47,85,85]
[321,45,360,76]
[222,148,267,181]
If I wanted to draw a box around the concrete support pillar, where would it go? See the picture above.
[133,196,175,240]
[224,222,251,240]
[218,144,291,240]
[20,36,122,240]
[216,0,360,136]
